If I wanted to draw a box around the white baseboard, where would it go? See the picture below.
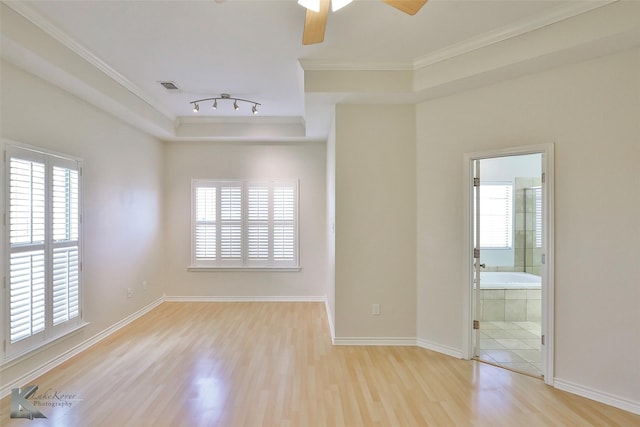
[554,378,640,415]
[416,338,463,359]
[0,297,164,399]
[323,299,336,344]
[163,295,326,302]
[333,337,417,346]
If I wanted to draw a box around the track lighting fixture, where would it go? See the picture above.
[190,93,261,114]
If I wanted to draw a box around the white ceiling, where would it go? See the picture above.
[3,0,628,141]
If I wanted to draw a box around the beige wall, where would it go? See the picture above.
[162,141,327,298]
[334,104,417,340]
[416,48,640,402]
[1,60,166,387]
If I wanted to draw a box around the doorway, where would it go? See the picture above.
[463,144,554,384]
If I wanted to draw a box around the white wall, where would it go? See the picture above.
[1,60,165,387]
[334,104,417,340]
[416,48,640,404]
[163,141,327,299]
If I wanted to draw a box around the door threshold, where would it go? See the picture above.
[473,357,543,380]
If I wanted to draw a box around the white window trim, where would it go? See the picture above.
[187,267,302,272]
[189,179,300,270]
[3,143,87,361]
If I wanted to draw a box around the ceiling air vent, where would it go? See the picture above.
[159,81,179,91]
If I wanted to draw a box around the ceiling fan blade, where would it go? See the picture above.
[382,0,428,16]
[302,0,330,45]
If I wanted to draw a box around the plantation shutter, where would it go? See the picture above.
[51,166,80,326]
[247,184,269,262]
[219,183,242,262]
[480,183,513,249]
[273,182,296,263]
[534,186,543,248]
[191,180,298,268]
[6,146,83,357]
[9,155,46,344]
[195,186,216,260]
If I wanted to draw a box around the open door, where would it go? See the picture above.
[473,159,481,358]
[468,149,552,381]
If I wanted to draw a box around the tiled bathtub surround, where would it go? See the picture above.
[480,289,541,322]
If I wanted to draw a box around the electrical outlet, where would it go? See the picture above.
[127,288,133,298]
[372,304,380,315]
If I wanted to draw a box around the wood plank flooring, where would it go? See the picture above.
[1,302,638,426]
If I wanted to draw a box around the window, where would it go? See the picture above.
[533,186,543,248]
[5,145,83,358]
[479,183,513,249]
[191,180,298,269]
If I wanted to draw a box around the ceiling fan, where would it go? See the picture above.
[299,0,428,45]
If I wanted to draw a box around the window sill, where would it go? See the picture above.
[2,321,90,368]
[188,266,302,272]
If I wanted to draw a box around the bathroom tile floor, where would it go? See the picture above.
[478,321,542,377]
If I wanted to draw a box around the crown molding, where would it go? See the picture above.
[413,0,617,69]
[3,0,175,121]
[176,116,305,126]
[300,0,617,73]
[298,59,413,71]
[174,115,307,140]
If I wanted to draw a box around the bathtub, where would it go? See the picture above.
[479,271,541,289]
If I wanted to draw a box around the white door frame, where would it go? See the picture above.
[461,143,555,385]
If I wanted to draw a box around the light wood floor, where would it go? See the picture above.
[1,302,638,426]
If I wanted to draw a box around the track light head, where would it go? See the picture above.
[233,100,239,111]
[252,104,258,114]
[193,103,199,113]
[212,99,217,110]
